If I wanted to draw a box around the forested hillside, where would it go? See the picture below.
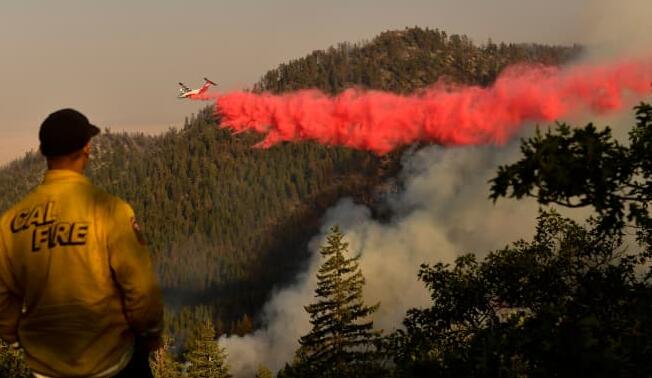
[256,27,581,93]
[0,27,582,329]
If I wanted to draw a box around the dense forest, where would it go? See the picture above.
[255,28,581,94]
[0,27,592,376]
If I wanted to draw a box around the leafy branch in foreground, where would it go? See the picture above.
[490,102,652,240]
[391,210,652,378]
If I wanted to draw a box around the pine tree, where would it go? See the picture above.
[184,319,232,378]
[231,313,253,336]
[292,225,385,378]
[150,335,181,378]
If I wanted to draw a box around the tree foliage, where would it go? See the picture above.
[184,319,232,378]
[150,335,182,378]
[490,102,652,239]
[392,103,652,377]
[257,27,581,95]
[255,365,274,378]
[392,210,652,377]
[282,226,385,378]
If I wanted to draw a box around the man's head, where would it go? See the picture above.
[39,109,100,172]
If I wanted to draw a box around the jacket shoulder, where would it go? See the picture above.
[88,187,135,219]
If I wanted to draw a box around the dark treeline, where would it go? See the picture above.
[256,27,582,94]
[0,27,587,376]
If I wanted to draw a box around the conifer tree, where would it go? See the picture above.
[292,225,385,378]
[231,313,253,336]
[184,319,232,378]
[150,335,181,378]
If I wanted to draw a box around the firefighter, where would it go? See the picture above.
[0,109,163,377]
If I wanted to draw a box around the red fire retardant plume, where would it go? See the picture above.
[193,57,652,154]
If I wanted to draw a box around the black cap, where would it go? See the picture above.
[39,109,101,157]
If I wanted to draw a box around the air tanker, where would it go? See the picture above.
[178,78,216,99]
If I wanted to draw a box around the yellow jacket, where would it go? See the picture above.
[0,170,163,377]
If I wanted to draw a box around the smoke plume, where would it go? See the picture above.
[219,140,600,376]
[195,57,651,154]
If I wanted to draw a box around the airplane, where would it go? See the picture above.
[178,77,217,99]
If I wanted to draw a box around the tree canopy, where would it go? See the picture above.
[490,102,652,240]
[281,226,385,378]
[391,102,652,378]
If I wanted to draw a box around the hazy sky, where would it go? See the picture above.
[0,0,626,165]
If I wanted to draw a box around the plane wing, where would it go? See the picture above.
[197,78,217,95]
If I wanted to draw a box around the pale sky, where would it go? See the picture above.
[0,0,645,165]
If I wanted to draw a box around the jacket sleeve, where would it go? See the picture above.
[108,201,163,336]
[0,232,21,344]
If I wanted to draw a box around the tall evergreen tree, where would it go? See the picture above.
[184,319,232,378]
[288,225,385,378]
[150,335,181,378]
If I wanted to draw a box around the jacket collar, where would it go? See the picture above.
[42,170,90,185]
